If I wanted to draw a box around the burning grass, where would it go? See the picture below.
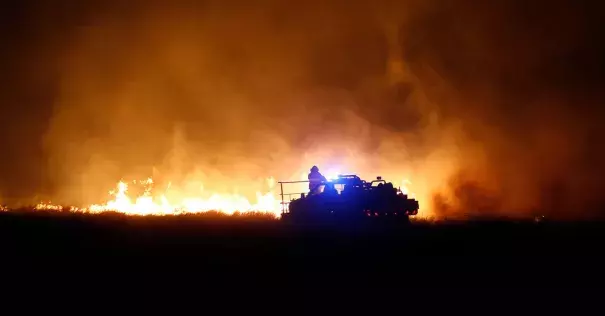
[6,207,279,222]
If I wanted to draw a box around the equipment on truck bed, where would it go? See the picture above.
[278,174,419,223]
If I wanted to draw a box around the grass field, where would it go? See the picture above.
[2,209,604,290]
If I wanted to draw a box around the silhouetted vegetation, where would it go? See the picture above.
[3,209,605,290]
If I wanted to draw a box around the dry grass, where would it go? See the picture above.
[5,207,279,221]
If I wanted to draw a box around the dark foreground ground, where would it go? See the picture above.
[1,210,604,294]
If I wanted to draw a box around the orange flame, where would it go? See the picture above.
[26,172,424,218]
[83,177,281,216]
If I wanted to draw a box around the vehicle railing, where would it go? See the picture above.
[277,180,310,214]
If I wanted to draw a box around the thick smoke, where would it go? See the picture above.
[1,0,604,219]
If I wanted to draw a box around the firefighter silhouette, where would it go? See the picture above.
[308,166,327,193]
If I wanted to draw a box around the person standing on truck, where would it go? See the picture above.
[308,165,327,194]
